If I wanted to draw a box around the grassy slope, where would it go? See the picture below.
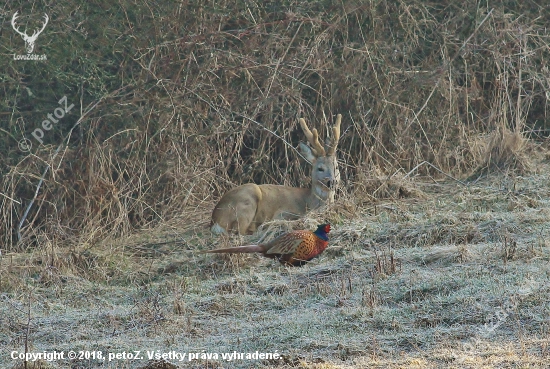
[2,160,550,369]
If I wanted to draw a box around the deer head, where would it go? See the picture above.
[298,114,342,203]
[12,12,49,54]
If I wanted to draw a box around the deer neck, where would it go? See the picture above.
[307,181,333,209]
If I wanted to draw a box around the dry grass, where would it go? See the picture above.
[3,0,550,249]
[3,160,550,368]
[3,1,550,368]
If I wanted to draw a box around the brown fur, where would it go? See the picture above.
[211,115,342,235]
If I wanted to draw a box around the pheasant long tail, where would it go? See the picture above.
[201,244,266,254]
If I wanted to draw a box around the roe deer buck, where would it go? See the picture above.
[211,114,342,234]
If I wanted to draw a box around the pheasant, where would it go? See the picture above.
[202,224,331,266]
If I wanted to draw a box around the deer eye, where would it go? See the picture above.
[317,167,325,172]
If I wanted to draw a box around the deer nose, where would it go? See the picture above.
[326,179,335,189]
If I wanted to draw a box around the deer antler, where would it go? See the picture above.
[299,118,325,157]
[32,14,49,38]
[11,12,49,38]
[11,12,26,38]
[326,114,341,156]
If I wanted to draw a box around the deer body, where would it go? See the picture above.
[211,115,341,234]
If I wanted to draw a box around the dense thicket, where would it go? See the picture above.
[2,1,549,248]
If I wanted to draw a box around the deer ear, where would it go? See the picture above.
[299,142,316,162]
